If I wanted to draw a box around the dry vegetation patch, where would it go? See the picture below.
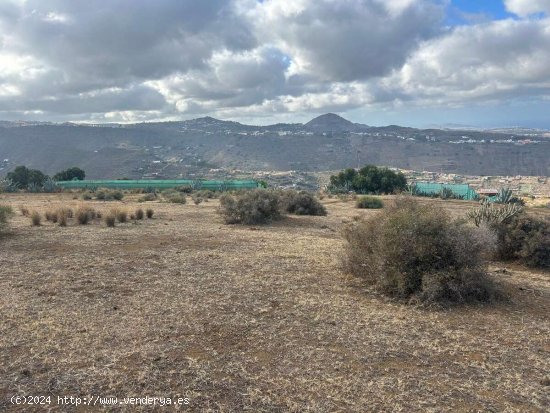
[0,193,548,412]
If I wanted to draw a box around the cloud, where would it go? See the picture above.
[0,0,549,124]
[250,0,444,82]
[384,17,550,106]
[505,0,550,17]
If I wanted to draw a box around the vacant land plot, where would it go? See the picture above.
[0,194,549,412]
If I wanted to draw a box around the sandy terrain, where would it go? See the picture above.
[0,193,548,412]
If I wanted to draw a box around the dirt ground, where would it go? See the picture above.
[0,193,548,412]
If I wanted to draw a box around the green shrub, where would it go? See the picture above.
[219,190,282,225]
[493,215,550,269]
[135,208,144,220]
[343,197,498,305]
[146,208,154,219]
[105,214,116,227]
[280,190,327,216]
[175,185,193,194]
[356,196,384,209]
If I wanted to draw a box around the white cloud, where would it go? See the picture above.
[386,17,550,105]
[0,0,549,124]
[505,0,550,17]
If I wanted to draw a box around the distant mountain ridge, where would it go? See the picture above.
[0,114,549,179]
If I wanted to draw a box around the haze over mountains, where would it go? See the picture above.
[0,114,548,180]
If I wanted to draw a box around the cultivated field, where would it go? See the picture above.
[0,194,549,412]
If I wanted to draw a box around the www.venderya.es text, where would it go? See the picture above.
[10,395,190,407]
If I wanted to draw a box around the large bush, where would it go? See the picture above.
[6,165,48,190]
[53,167,85,181]
[328,165,407,194]
[280,190,327,216]
[343,198,498,305]
[493,215,550,269]
[219,190,281,225]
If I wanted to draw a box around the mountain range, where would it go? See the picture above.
[0,114,549,179]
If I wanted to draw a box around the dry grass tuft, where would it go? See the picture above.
[30,210,41,226]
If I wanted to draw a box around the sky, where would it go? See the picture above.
[1,0,550,128]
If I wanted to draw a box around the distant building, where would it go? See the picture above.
[477,188,499,197]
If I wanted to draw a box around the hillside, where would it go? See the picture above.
[0,115,548,179]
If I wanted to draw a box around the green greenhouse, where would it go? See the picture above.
[56,179,262,191]
[411,182,479,200]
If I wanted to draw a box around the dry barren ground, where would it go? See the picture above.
[0,194,549,412]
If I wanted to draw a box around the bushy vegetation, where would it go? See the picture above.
[104,214,116,227]
[165,193,186,204]
[468,199,523,227]
[219,190,282,225]
[0,205,14,234]
[31,211,41,226]
[135,208,144,220]
[146,208,154,219]
[53,167,85,181]
[343,198,498,305]
[7,165,48,190]
[138,193,157,202]
[114,209,128,223]
[328,165,407,194]
[76,206,97,225]
[96,190,124,201]
[280,190,327,216]
[192,194,203,205]
[356,196,384,209]
[493,215,550,269]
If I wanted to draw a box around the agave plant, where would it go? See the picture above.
[26,182,42,193]
[0,178,19,193]
[495,188,513,204]
[42,178,59,193]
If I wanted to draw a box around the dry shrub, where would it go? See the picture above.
[135,208,144,220]
[343,197,499,306]
[167,194,186,204]
[104,214,116,227]
[493,215,550,269]
[115,209,128,223]
[138,193,157,202]
[0,205,13,235]
[45,209,58,223]
[146,208,154,219]
[219,190,281,225]
[76,206,96,225]
[19,206,30,216]
[31,211,41,226]
[0,205,14,234]
[57,208,73,227]
[356,196,384,209]
[192,195,203,205]
[280,190,327,216]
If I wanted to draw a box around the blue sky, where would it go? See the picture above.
[1,0,549,128]
[447,0,513,24]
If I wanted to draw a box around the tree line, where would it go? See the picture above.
[4,165,85,190]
